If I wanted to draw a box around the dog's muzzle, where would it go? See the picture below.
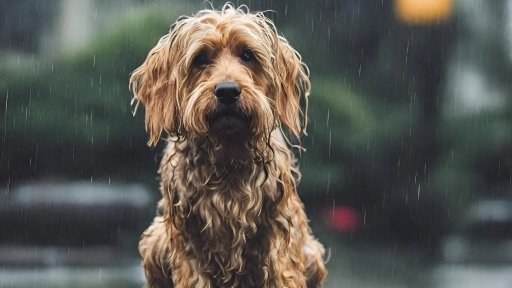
[208,81,250,125]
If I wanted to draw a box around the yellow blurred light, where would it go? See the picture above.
[395,0,453,24]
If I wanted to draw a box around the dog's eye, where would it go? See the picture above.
[240,48,256,63]
[192,52,210,67]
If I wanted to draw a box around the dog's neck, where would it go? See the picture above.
[169,133,278,221]
[188,133,270,170]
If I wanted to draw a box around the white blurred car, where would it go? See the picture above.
[441,200,512,263]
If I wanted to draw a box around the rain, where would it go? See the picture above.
[1,0,512,287]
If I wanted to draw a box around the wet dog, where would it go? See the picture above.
[130,4,327,287]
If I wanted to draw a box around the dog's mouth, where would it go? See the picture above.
[208,109,251,124]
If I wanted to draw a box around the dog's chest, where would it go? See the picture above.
[192,223,270,287]
[181,193,275,287]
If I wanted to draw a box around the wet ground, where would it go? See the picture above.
[2,226,512,287]
[319,228,425,288]
[319,226,512,288]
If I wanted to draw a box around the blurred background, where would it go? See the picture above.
[1,0,512,287]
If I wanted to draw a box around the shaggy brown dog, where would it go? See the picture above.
[130,3,327,287]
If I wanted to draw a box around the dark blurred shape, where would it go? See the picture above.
[0,0,58,52]
[441,200,512,263]
[0,181,152,246]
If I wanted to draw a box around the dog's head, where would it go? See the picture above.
[130,3,310,152]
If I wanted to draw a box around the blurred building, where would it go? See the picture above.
[0,0,139,66]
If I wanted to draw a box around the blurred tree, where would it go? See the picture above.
[0,6,185,184]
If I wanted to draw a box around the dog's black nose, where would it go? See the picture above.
[214,82,241,105]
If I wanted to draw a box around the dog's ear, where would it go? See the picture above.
[275,37,311,139]
[130,21,187,146]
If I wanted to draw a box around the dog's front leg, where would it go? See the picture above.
[303,239,328,288]
[139,217,174,287]
[169,254,213,288]
[267,238,308,288]
[140,217,214,288]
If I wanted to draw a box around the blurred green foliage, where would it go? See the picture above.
[434,112,512,205]
[0,6,185,183]
[301,77,415,196]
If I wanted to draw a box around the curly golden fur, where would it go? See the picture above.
[130,3,327,287]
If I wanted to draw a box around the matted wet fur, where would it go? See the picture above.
[130,3,327,287]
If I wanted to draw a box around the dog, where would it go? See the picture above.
[129,3,327,287]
